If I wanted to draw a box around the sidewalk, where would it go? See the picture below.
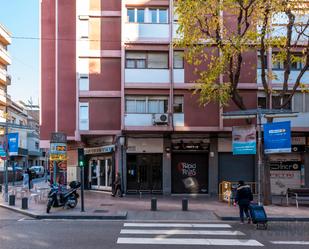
[1,184,309,221]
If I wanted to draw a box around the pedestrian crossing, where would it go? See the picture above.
[117,222,264,247]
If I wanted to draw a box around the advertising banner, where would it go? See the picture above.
[264,121,291,154]
[232,125,256,155]
[50,143,67,161]
[8,133,19,156]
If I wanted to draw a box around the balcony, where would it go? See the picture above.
[0,89,6,105]
[0,68,6,84]
[0,24,11,45]
[173,113,184,126]
[257,69,309,85]
[173,69,184,83]
[0,46,11,65]
[124,23,169,42]
[125,69,170,84]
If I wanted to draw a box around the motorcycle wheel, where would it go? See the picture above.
[46,199,53,213]
[67,196,78,208]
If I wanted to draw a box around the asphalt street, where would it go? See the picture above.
[0,208,309,249]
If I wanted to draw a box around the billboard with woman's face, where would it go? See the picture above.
[232,125,256,155]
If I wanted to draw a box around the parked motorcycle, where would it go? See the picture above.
[46,181,81,213]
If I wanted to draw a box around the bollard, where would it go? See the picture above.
[21,197,28,210]
[9,195,15,206]
[151,197,157,211]
[182,198,188,211]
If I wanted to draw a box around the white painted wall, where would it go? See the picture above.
[125,113,154,126]
[125,69,170,83]
[124,23,169,41]
[257,69,309,84]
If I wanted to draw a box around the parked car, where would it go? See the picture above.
[30,166,45,178]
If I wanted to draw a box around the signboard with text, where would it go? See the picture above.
[8,133,19,156]
[263,121,291,154]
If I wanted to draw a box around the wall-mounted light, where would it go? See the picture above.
[165,147,171,154]
[119,136,125,146]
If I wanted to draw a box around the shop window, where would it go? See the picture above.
[174,51,184,69]
[173,96,184,113]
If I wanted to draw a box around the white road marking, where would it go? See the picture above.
[271,241,309,245]
[123,223,231,228]
[120,229,244,236]
[117,237,264,246]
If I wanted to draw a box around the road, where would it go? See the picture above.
[0,208,309,249]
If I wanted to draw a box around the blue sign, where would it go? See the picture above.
[263,121,291,154]
[8,133,19,156]
[232,125,256,155]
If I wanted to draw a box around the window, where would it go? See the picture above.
[125,96,168,113]
[19,120,23,126]
[258,97,266,109]
[173,96,184,113]
[79,103,89,130]
[11,117,16,124]
[305,94,309,112]
[148,53,168,69]
[35,142,39,150]
[293,93,303,112]
[137,9,145,23]
[174,51,184,69]
[126,52,168,69]
[79,20,89,38]
[127,8,135,22]
[159,9,168,23]
[127,8,168,23]
[257,55,267,69]
[257,96,291,110]
[79,76,89,91]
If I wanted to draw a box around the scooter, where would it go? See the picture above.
[46,181,81,213]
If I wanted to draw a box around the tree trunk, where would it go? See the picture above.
[263,155,272,205]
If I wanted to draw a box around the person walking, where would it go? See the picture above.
[26,167,33,190]
[111,172,122,197]
[234,180,253,224]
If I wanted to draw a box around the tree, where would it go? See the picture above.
[175,0,309,204]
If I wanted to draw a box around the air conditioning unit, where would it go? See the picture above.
[152,114,169,125]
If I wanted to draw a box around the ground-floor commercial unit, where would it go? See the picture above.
[66,134,309,196]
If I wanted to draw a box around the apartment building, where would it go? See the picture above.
[40,0,309,195]
[0,23,11,169]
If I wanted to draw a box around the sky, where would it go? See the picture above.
[0,0,39,105]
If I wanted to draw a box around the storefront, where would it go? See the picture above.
[171,140,209,194]
[126,137,163,194]
[218,138,256,184]
[84,145,115,191]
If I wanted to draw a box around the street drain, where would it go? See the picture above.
[94,210,108,213]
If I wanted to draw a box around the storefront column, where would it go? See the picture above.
[163,137,171,195]
[208,138,218,196]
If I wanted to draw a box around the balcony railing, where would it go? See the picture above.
[257,69,309,84]
[0,45,11,65]
[124,23,169,42]
[125,69,170,83]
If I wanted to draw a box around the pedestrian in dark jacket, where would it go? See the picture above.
[112,172,122,197]
[234,180,253,224]
[26,168,33,190]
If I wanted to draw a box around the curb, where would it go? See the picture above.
[214,212,309,222]
[0,204,127,220]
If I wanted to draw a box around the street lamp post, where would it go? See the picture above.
[119,136,125,195]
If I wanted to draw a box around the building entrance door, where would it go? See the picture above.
[89,157,113,191]
[127,154,162,193]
